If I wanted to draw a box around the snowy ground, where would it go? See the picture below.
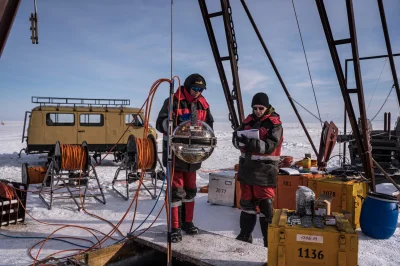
[0,121,399,266]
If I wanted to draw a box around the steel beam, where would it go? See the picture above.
[377,0,400,106]
[221,0,244,123]
[198,0,242,130]
[346,0,375,190]
[316,0,375,191]
[0,0,21,58]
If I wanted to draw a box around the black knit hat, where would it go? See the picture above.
[251,92,269,107]
[184,73,207,90]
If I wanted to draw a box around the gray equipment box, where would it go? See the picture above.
[208,171,236,207]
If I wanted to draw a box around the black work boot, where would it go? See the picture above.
[182,221,199,235]
[236,211,257,243]
[260,216,272,247]
[181,201,199,234]
[170,204,183,243]
[259,198,273,247]
[171,228,182,243]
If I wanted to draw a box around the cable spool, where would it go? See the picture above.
[53,141,89,172]
[126,134,157,172]
[21,163,49,185]
[0,181,15,200]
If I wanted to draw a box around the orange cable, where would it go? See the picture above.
[61,145,87,171]
[73,78,172,258]
[15,78,179,264]
[0,181,16,200]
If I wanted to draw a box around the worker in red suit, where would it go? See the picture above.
[232,92,283,247]
[156,73,214,243]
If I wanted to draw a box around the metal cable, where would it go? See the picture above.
[170,0,173,81]
[290,95,323,123]
[167,1,173,265]
[367,58,388,110]
[291,0,322,127]
[371,84,394,121]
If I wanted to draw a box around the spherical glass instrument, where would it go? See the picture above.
[171,120,217,164]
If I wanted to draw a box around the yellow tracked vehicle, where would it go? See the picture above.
[21,97,157,162]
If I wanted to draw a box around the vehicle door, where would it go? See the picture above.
[77,113,106,145]
[105,112,124,149]
[123,113,145,143]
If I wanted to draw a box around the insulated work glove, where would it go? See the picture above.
[241,135,261,153]
[179,113,192,122]
[232,131,241,148]
[233,131,247,146]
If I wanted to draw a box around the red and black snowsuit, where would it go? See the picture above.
[156,86,214,232]
[232,108,283,247]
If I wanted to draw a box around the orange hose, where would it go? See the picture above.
[61,145,87,170]
[0,182,15,200]
[136,137,155,170]
[18,77,181,264]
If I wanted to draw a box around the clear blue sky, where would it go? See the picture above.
[1,0,399,126]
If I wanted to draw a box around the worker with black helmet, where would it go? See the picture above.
[232,92,283,247]
[156,73,214,243]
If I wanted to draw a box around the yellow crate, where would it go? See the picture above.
[268,209,358,266]
[307,176,368,229]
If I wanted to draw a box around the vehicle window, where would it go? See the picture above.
[46,113,75,126]
[80,114,104,127]
[125,114,143,126]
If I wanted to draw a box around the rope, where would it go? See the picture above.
[0,182,15,200]
[291,0,322,127]
[136,137,155,170]
[61,144,87,171]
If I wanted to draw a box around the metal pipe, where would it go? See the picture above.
[167,1,174,261]
[384,112,387,132]
[166,81,174,265]
[388,112,391,140]
[345,53,400,63]
[240,0,318,158]
[377,0,400,106]
[343,60,348,166]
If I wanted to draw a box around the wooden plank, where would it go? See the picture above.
[132,225,268,266]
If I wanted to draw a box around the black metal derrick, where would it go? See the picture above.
[1,0,398,193]
[200,0,400,191]
[315,0,376,191]
[342,53,400,164]
[199,0,319,157]
[0,0,21,58]
[198,0,244,131]
[377,0,400,107]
